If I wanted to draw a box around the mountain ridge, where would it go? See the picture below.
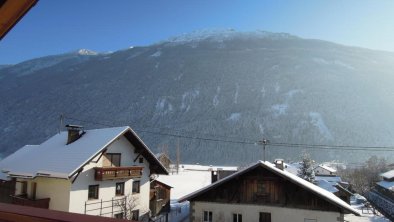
[2,30,394,164]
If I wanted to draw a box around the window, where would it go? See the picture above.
[104,153,121,167]
[157,188,166,200]
[233,213,242,222]
[115,182,125,196]
[203,211,212,222]
[132,181,140,193]
[259,212,271,222]
[139,157,144,163]
[88,185,99,199]
[257,180,266,193]
[131,210,139,220]
[114,212,124,219]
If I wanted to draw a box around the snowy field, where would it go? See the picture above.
[156,164,237,200]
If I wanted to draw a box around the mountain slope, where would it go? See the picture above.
[2,30,394,164]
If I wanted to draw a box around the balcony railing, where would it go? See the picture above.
[11,195,50,209]
[94,166,143,181]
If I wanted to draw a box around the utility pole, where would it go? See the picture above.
[59,113,64,134]
[176,139,180,174]
[258,139,269,162]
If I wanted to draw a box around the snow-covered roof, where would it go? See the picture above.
[316,179,339,193]
[380,169,394,180]
[316,164,337,173]
[180,164,237,171]
[0,126,168,179]
[179,161,360,216]
[377,181,394,191]
[315,176,342,183]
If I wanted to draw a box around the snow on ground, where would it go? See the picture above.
[181,89,200,112]
[227,113,241,122]
[151,50,162,57]
[157,164,237,200]
[272,104,288,116]
[309,112,333,140]
[213,86,220,107]
[234,83,239,104]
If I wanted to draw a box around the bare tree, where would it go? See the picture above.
[114,194,146,221]
[338,155,388,195]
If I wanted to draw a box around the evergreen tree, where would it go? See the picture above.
[297,152,315,182]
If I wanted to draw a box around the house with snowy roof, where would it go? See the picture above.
[367,169,394,221]
[314,164,337,176]
[179,161,360,222]
[0,125,168,220]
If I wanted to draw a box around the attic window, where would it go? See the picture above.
[139,157,143,163]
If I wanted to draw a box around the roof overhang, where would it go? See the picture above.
[0,0,38,40]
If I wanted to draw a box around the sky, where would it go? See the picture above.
[1,0,394,64]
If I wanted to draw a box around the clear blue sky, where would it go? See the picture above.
[1,0,394,64]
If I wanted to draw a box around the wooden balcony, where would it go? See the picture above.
[94,166,143,181]
[11,195,50,209]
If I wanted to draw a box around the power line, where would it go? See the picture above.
[62,115,394,152]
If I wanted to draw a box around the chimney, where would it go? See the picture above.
[274,159,284,170]
[65,124,85,145]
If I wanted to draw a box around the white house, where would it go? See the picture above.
[315,164,337,176]
[179,161,360,222]
[0,125,168,220]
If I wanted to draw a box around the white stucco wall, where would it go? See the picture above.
[15,177,71,212]
[33,177,71,211]
[191,201,344,222]
[69,136,151,218]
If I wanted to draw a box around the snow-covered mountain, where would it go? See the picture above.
[2,30,394,164]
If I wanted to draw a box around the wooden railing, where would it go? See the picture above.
[94,166,143,181]
[11,195,50,209]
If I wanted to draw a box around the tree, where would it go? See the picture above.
[338,155,388,195]
[114,194,149,221]
[297,152,315,182]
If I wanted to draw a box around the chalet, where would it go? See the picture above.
[314,164,337,176]
[0,125,168,220]
[179,161,360,222]
[367,169,394,221]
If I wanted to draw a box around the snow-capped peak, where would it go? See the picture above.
[161,29,298,45]
[76,49,98,55]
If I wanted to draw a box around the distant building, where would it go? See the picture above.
[155,153,172,171]
[0,125,168,220]
[179,161,360,222]
[367,169,394,221]
[315,164,337,176]
[211,168,237,183]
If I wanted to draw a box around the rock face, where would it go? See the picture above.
[2,30,394,165]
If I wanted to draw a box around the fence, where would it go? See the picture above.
[85,196,126,217]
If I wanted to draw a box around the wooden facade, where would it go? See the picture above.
[150,180,171,218]
[193,166,342,212]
